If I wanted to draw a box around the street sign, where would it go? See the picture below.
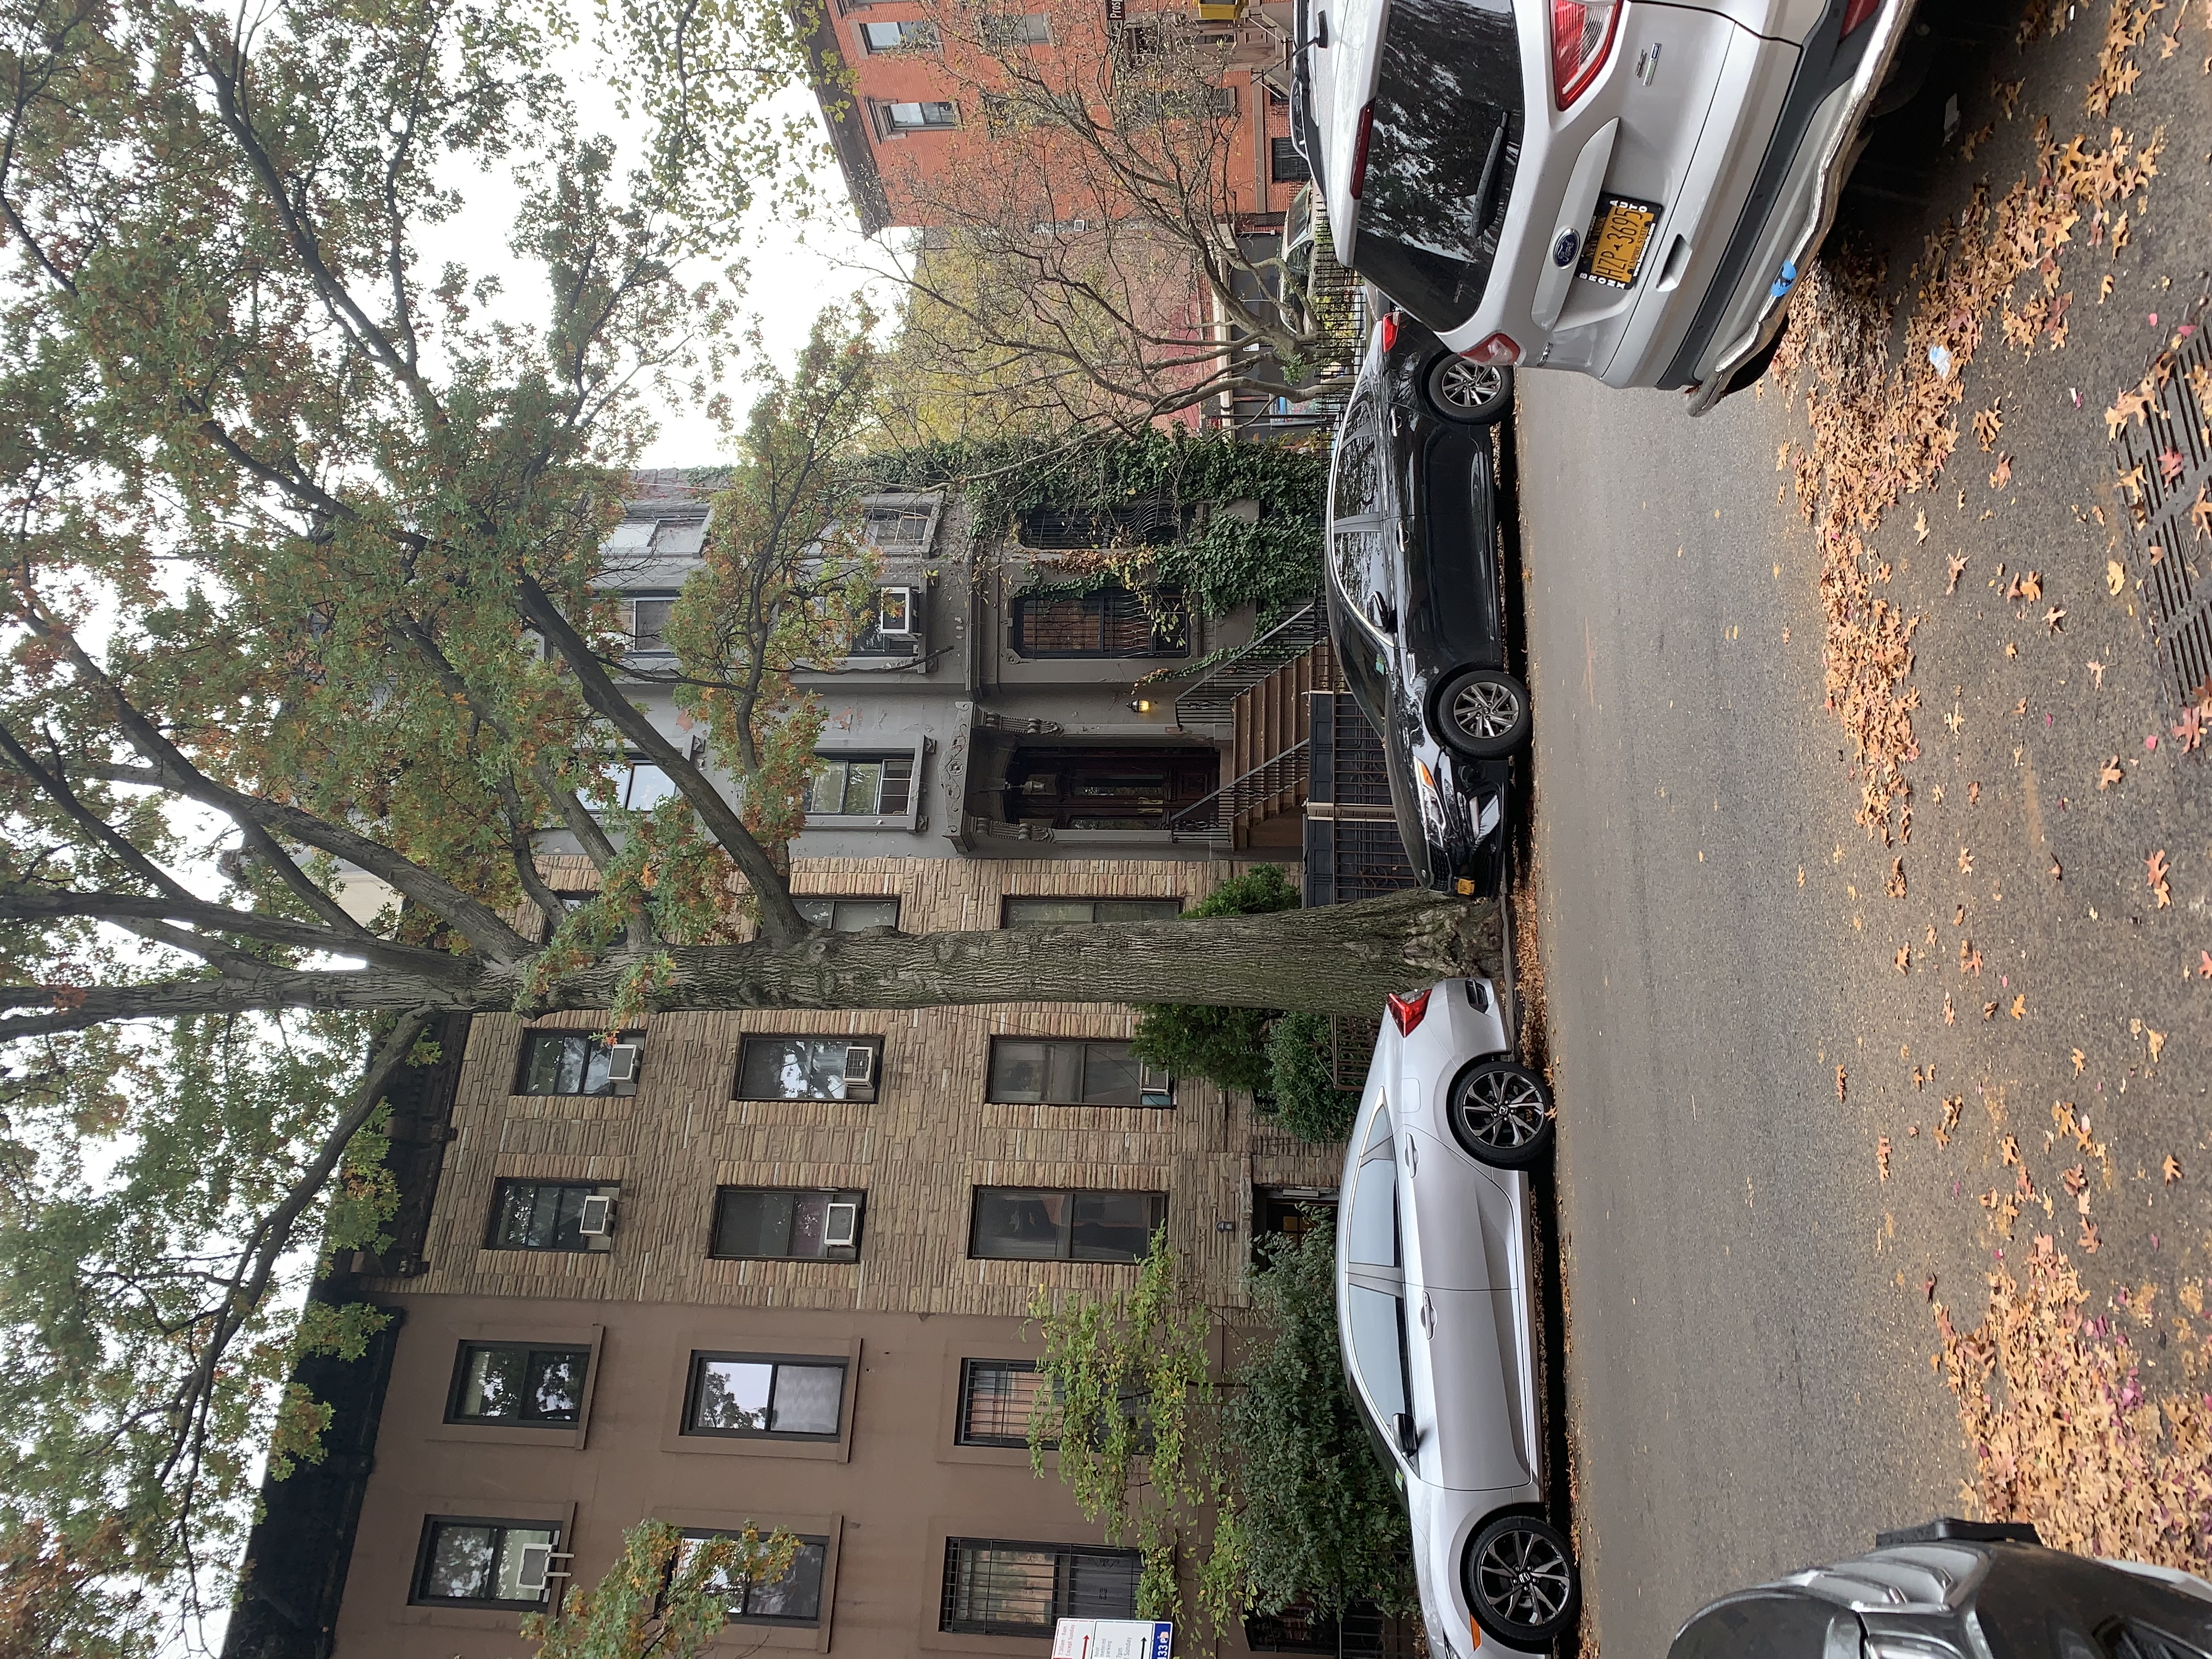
[1105,0,1125,20]
[1050,1618,1172,1659]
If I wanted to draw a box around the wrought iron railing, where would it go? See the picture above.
[1171,601,1326,727]
[1165,740,1311,847]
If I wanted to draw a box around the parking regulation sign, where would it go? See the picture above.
[1049,1618,1172,1659]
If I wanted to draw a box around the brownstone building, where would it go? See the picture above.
[224,855,1340,1658]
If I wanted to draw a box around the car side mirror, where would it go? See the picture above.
[1367,593,1397,634]
[1392,1410,1419,1456]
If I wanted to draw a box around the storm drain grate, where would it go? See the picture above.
[2112,320,2212,705]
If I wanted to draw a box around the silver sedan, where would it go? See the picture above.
[1336,977,1576,1656]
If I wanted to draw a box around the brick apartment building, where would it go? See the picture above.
[219,477,1368,1657]
[803,0,1308,238]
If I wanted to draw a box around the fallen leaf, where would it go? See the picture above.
[2161,447,2187,482]
[1887,857,1908,898]
[2003,1135,2022,1167]
[2149,848,2173,907]
[2064,1164,2089,1198]
[1959,846,1975,874]
[1991,454,2015,490]
[2006,642,2020,659]
[1984,1001,2000,1020]
[2148,1028,2166,1062]
[2100,272,2115,303]
[1948,553,1970,592]
[2089,658,2108,686]
[1837,1065,1848,1103]
[2019,570,2044,600]
[2100,755,2125,788]
[2106,560,2127,594]
[2011,994,2027,1019]
[2164,1154,2183,1183]
[2175,705,2205,752]
[2072,1048,2087,1076]
[1879,1136,1894,1181]
[2050,858,2063,881]
[1974,403,2005,450]
[1917,509,1932,542]
[2200,950,2212,979]
[1896,945,1912,973]
[2045,605,2067,633]
[1969,782,1981,804]
[2081,1217,2102,1254]
[1944,994,1958,1027]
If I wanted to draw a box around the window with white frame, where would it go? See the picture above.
[806,754,914,818]
[628,594,679,654]
[862,505,933,545]
[876,99,958,133]
[858,17,936,49]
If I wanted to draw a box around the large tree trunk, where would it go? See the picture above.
[19,893,1498,1032]
[550,889,1500,1017]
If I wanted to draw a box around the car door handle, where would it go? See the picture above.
[1403,1135,1418,1175]
[1418,1291,1436,1337]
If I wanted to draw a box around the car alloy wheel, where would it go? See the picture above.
[1433,667,1531,758]
[1446,1059,1554,1167]
[1422,354,1514,425]
[1465,1512,1581,1646]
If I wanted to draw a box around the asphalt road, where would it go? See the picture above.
[1514,8,2212,1653]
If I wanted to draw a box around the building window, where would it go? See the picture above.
[859,16,936,48]
[807,753,915,817]
[628,593,679,654]
[710,1187,866,1260]
[796,895,902,932]
[607,756,682,811]
[987,1039,1171,1108]
[940,1539,1141,1637]
[876,99,959,133]
[679,1530,831,1625]
[1003,896,1182,927]
[957,1359,1053,1448]
[969,1188,1166,1262]
[446,1342,591,1425]
[411,1517,562,1608]
[1271,136,1312,182]
[1018,501,1192,550]
[515,1030,642,1097]
[735,1035,882,1102]
[1252,1186,1339,1267]
[681,1352,847,1440]
[980,10,1051,42]
[863,505,933,545]
[1009,588,1188,658]
[486,1180,620,1252]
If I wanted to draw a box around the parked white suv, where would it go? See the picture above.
[1305,0,1918,410]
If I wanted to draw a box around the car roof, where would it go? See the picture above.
[1308,0,1384,267]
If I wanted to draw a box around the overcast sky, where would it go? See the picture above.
[415,61,900,470]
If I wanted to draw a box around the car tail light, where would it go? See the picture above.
[1386,988,1432,1035]
[1461,332,1520,365]
[1348,103,1375,199]
[1380,311,1400,352]
[1549,0,1618,106]
[1839,0,1879,33]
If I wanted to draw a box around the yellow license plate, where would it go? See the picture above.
[1580,196,1661,288]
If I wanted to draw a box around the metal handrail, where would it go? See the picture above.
[1166,738,1311,843]
[1172,601,1325,726]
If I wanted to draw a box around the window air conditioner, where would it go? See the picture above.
[605,1043,641,1082]
[1139,1063,1173,1108]
[824,1201,860,1248]
[514,1544,555,1594]
[578,1194,616,1237]
[843,1045,878,1089]
[878,586,919,637]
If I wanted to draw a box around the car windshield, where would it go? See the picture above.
[1348,0,1523,332]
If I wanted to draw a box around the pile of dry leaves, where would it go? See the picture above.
[1936,1238,2212,1571]
[1773,0,2169,844]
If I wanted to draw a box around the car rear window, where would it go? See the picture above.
[1350,0,1523,332]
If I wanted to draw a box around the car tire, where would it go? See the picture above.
[1464,1511,1581,1649]
[1423,354,1514,425]
[1433,668,1530,757]
[1445,1059,1554,1167]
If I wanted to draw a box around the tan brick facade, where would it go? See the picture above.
[370,855,1338,1317]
